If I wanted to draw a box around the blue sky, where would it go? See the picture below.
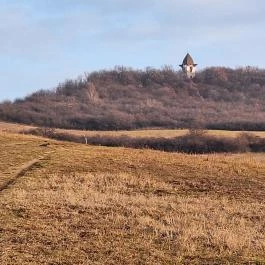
[0,0,265,101]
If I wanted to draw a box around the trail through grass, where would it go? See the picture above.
[0,132,265,264]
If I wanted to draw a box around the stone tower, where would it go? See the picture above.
[179,53,197,79]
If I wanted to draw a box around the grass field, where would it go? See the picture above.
[1,121,265,139]
[0,130,265,264]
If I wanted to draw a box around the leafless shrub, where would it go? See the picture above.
[23,128,265,154]
[1,66,265,131]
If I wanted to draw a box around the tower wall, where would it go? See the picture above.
[179,53,197,79]
[182,65,196,79]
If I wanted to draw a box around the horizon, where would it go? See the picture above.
[1,0,265,101]
[2,64,264,103]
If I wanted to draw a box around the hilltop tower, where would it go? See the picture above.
[179,53,197,79]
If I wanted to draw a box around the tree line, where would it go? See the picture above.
[1,66,265,130]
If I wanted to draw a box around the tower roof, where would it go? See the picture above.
[180,53,197,66]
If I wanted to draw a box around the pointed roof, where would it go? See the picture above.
[180,53,197,66]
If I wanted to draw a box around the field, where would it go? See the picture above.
[1,121,265,139]
[0,124,265,264]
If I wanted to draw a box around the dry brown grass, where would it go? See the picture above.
[56,128,265,139]
[1,120,265,139]
[0,132,265,264]
[0,121,35,133]
[0,132,51,187]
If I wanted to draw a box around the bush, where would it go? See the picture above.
[23,128,265,154]
[1,66,265,131]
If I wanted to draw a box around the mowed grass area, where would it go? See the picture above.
[1,121,265,139]
[0,132,265,264]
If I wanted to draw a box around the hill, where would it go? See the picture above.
[0,131,265,264]
[1,66,265,130]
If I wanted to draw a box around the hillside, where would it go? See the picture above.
[0,131,265,264]
[1,66,265,130]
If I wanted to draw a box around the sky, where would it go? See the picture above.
[0,0,265,101]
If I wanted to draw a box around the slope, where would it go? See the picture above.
[0,132,265,264]
[1,66,265,130]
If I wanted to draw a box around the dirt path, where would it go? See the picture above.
[0,159,40,192]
